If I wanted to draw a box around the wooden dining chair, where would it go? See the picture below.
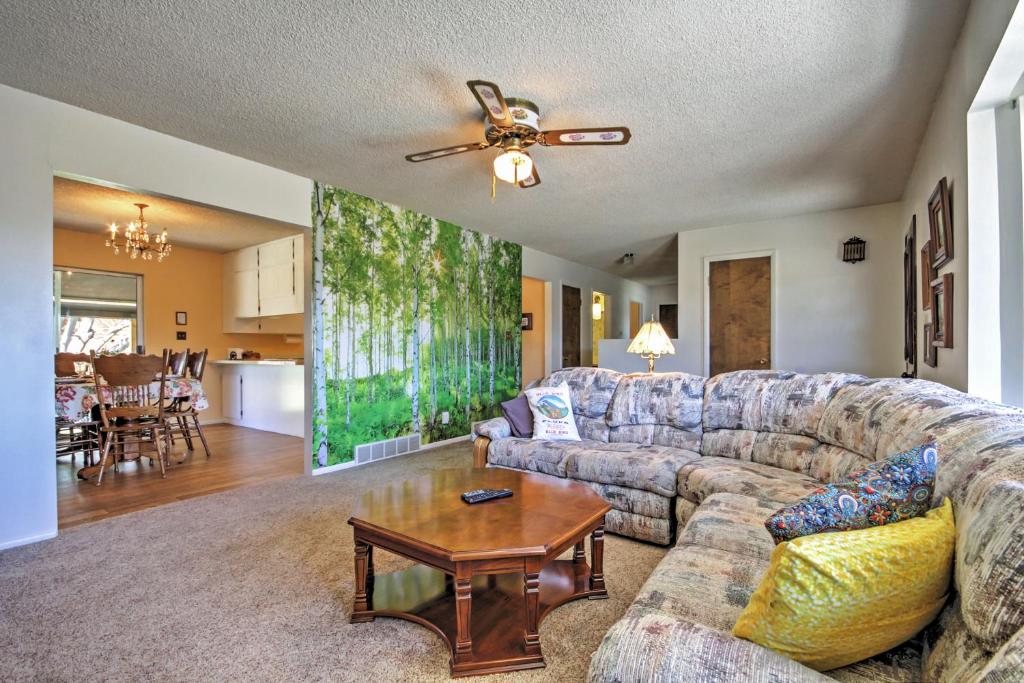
[54,353,100,465]
[167,349,189,377]
[163,348,211,458]
[90,351,170,485]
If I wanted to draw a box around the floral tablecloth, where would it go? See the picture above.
[55,378,209,423]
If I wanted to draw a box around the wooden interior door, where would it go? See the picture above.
[629,301,643,338]
[561,285,581,368]
[658,304,678,338]
[709,256,771,375]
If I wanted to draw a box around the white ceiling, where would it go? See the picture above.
[0,1,968,282]
[53,177,303,252]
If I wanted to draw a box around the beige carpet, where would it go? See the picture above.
[0,443,666,682]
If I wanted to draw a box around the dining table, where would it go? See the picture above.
[55,375,209,479]
[55,375,209,424]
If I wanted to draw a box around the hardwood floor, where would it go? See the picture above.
[57,423,305,529]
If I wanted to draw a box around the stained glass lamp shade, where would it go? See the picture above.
[627,316,675,372]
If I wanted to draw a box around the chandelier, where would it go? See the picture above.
[106,203,172,261]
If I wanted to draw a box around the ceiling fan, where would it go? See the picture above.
[405,80,631,192]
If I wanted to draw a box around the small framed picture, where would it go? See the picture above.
[920,241,935,310]
[930,273,953,349]
[923,323,937,367]
[175,311,188,326]
[521,312,533,331]
[928,177,954,269]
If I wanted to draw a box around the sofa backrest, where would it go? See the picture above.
[700,370,864,478]
[605,372,705,452]
[817,377,1024,672]
[540,367,623,442]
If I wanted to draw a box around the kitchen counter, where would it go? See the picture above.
[218,362,304,437]
[211,359,303,366]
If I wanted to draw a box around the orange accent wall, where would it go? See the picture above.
[521,276,546,387]
[53,227,303,419]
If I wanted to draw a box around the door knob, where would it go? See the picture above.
[759,358,767,365]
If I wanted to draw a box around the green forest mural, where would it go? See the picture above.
[311,183,523,468]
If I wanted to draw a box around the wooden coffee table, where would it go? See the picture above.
[347,467,611,677]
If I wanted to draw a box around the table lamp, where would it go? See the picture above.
[627,315,675,372]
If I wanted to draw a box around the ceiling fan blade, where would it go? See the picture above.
[405,142,489,163]
[467,80,514,128]
[540,127,631,146]
[518,164,540,189]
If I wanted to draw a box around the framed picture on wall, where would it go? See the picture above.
[930,273,954,349]
[175,311,188,326]
[928,177,954,269]
[923,323,937,367]
[920,241,936,310]
[521,312,533,331]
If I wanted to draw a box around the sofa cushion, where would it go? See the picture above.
[704,370,862,437]
[499,394,533,437]
[605,509,673,546]
[955,454,1024,650]
[702,429,820,475]
[540,367,622,420]
[677,493,779,561]
[809,444,874,484]
[587,606,831,683]
[605,372,705,450]
[764,442,937,544]
[922,600,991,683]
[632,544,767,631]
[677,456,821,504]
[486,437,574,477]
[565,442,700,497]
[826,641,924,683]
[585,481,671,519]
[733,500,954,671]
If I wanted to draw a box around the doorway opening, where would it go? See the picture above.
[521,276,547,387]
[561,285,582,368]
[52,174,307,528]
[591,291,609,366]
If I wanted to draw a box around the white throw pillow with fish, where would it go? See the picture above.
[525,382,581,441]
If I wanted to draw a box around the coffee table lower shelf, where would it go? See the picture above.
[352,559,604,677]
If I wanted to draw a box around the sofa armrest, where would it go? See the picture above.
[472,417,512,441]
[588,607,829,683]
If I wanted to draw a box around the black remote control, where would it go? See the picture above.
[461,488,514,504]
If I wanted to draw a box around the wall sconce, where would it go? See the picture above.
[842,236,866,263]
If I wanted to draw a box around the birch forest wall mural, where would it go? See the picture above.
[311,183,523,468]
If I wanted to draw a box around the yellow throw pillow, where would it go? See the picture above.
[733,498,955,671]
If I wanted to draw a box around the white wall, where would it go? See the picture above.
[522,247,651,370]
[649,283,678,311]
[0,84,311,550]
[598,338,686,374]
[676,202,904,378]
[898,0,1020,392]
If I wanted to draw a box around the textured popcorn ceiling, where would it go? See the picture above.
[0,1,968,282]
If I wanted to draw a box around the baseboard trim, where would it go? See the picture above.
[312,433,471,475]
[0,529,57,551]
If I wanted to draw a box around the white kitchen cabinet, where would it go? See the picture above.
[221,368,243,420]
[223,235,304,333]
[213,362,303,437]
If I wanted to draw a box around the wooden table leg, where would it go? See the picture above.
[453,564,473,664]
[573,540,586,565]
[352,538,374,622]
[523,560,542,657]
[589,523,607,598]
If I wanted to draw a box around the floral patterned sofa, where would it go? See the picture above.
[472,367,1024,681]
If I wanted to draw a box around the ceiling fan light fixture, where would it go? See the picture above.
[493,149,533,184]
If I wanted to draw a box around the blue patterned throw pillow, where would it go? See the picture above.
[764,442,937,544]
